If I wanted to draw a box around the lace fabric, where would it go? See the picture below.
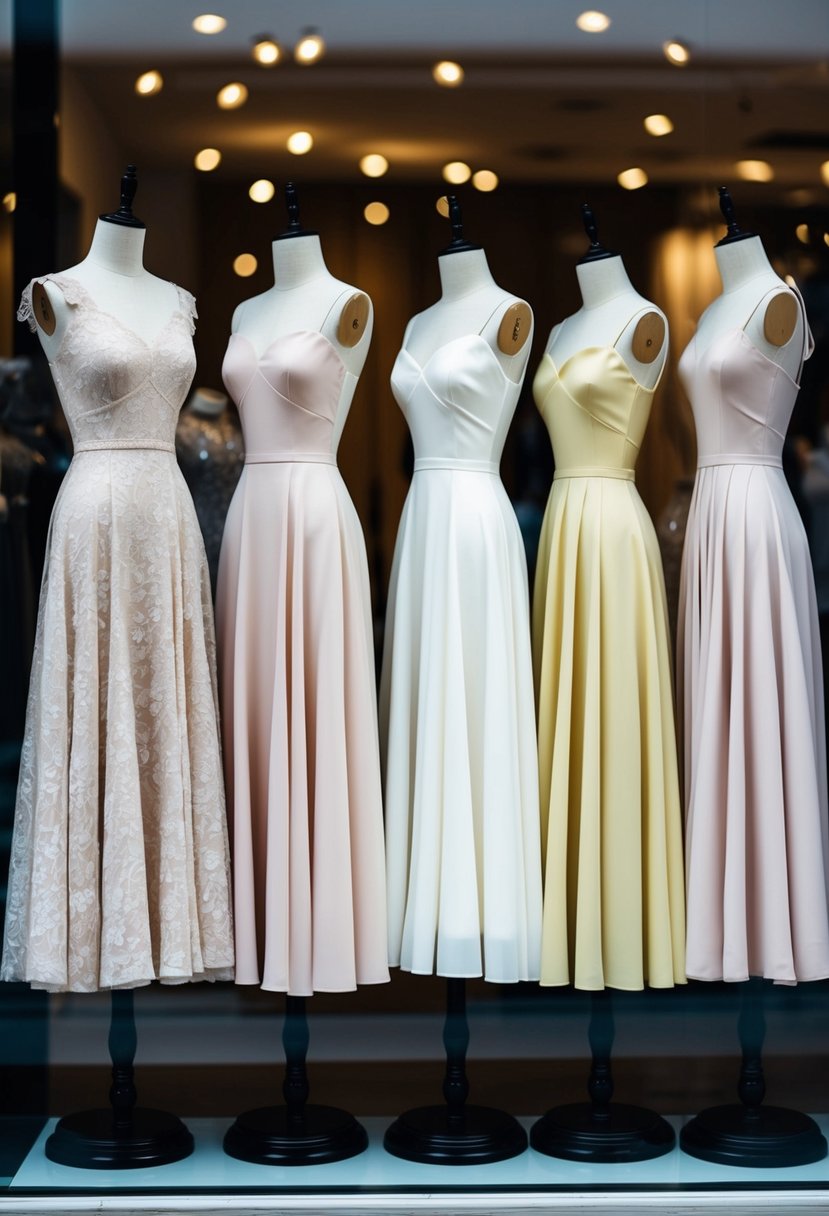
[1,272,234,992]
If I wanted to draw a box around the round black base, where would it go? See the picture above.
[223,1105,368,1166]
[681,1104,828,1168]
[384,1104,527,1165]
[530,1102,675,1163]
[45,1108,194,1170]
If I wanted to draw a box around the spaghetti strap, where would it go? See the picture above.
[613,307,668,393]
[788,279,814,368]
[477,297,521,339]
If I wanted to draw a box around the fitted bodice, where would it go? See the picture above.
[222,330,350,460]
[533,346,657,476]
[679,326,804,466]
[18,273,197,452]
[391,335,521,469]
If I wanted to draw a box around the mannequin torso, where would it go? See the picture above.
[32,221,180,361]
[402,249,533,383]
[547,256,667,390]
[691,236,805,383]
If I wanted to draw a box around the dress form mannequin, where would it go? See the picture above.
[382,198,535,1168]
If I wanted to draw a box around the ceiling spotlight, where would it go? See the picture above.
[249,179,275,203]
[192,13,226,34]
[194,148,221,172]
[2,191,16,213]
[442,161,471,185]
[436,196,450,217]
[135,70,163,96]
[663,39,690,66]
[576,11,611,32]
[617,167,648,190]
[433,60,464,87]
[233,253,258,277]
[820,160,829,187]
[796,223,810,244]
[360,153,389,178]
[217,82,248,109]
[644,113,674,137]
[364,202,390,226]
[295,28,325,65]
[287,130,313,155]
[472,169,499,192]
[252,36,282,65]
[736,159,774,182]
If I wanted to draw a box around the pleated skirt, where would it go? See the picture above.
[216,461,389,995]
[0,451,235,992]
[380,468,542,983]
[533,475,686,990]
[678,463,829,983]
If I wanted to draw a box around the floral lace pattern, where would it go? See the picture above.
[1,272,234,992]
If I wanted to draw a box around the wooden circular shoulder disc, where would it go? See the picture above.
[631,311,665,364]
[337,292,370,348]
[764,292,798,347]
[497,302,531,355]
[32,281,57,336]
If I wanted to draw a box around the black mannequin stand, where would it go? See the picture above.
[45,990,193,1169]
[531,990,674,1163]
[681,978,827,1167]
[384,978,527,1165]
[223,996,367,1165]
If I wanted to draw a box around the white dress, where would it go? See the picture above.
[380,332,542,983]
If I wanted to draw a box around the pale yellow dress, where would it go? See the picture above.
[532,343,685,991]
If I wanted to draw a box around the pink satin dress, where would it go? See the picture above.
[216,326,389,995]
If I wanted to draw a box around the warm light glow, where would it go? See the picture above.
[364,201,390,226]
[192,14,226,34]
[472,169,499,192]
[360,154,389,178]
[287,130,313,155]
[233,253,258,277]
[436,196,450,218]
[433,60,464,87]
[217,82,248,109]
[736,159,774,183]
[796,223,810,244]
[295,28,325,64]
[663,39,690,66]
[249,179,275,203]
[442,161,471,185]
[644,113,674,137]
[824,232,829,248]
[617,167,648,190]
[2,191,16,213]
[135,70,163,96]
[194,148,221,172]
[576,10,610,32]
[252,37,282,65]
[820,160,829,187]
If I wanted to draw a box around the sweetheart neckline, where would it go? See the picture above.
[539,345,661,394]
[44,272,190,356]
[394,333,515,383]
[228,328,348,371]
[680,325,803,390]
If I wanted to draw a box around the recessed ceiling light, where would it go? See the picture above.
[295,28,324,64]
[644,113,674,137]
[252,37,281,65]
[436,196,450,217]
[364,201,390,226]
[617,167,648,190]
[442,161,471,185]
[796,223,810,244]
[576,11,611,32]
[217,82,248,110]
[736,159,774,182]
[287,130,313,155]
[820,160,829,187]
[249,179,275,203]
[192,14,226,34]
[663,39,690,66]
[433,60,464,87]
[360,154,389,178]
[135,70,163,96]
[194,148,221,172]
[2,191,16,213]
[472,169,499,192]
[233,253,258,277]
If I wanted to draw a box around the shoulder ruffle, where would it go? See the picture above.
[17,273,85,332]
[175,285,198,336]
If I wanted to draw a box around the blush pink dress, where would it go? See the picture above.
[678,290,829,984]
[216,325,389,996]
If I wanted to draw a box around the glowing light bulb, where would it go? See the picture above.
[192,14,226,34]
[135,70,163,96]
[360,154,389,178]
[287,131,313,155]
[364,202,390,226]
[433,60,464,87]
[472,169,499,192]
[252,37,281,65]
[819,160,829,187]
[663,39,690,66]
[295,29,324,65]
[436,196,450,218]
[217,82,248,109]
[576,11,610,32]
[736,159,774,182]
[644,114,674,137]
[617,167,648,190]
[249,179,275,203]
[233,253,258,277]
[2,191,16,213]
[442,161,471,185]
[796,224,810,244]
[194,148,221,172]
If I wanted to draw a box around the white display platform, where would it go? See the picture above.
[2,1116,829,1215]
